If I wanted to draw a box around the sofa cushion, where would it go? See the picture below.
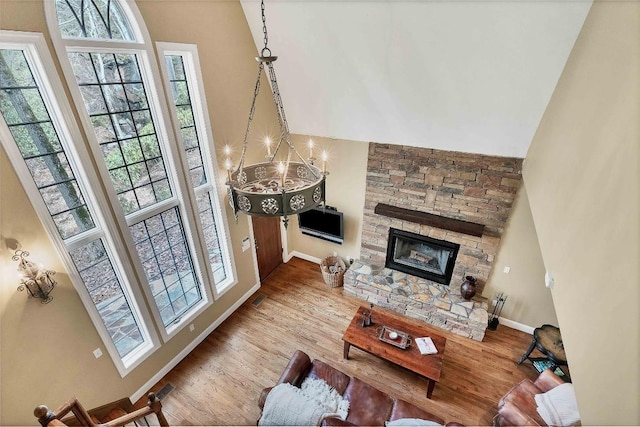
[308,360,351,395]
[390,399,445,425]
[343,377,394,426]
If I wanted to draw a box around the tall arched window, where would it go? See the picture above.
[157,43,232,288]
[0,30,158,375]
[5,0,237,375]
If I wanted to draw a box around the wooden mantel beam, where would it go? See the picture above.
[374,203,485,237]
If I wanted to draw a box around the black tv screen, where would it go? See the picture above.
[298,206,344,244]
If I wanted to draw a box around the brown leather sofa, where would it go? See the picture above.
[259,350,462,426]
[494,369,566,426]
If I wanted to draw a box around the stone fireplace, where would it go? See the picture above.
[344,143,523,341]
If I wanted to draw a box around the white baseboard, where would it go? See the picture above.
[498,317,534,334]
[130,282,261,403]
[285,251,321,264]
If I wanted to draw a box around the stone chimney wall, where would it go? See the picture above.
[360,143,523,294]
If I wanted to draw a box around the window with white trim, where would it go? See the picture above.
[0,0,236,375]
[47,0,236,330]
[157,43,232,294]
[0,32,158,375]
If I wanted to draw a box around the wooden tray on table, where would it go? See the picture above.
[377,325,411,349]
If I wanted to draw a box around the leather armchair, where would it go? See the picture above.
[495,369,566,426]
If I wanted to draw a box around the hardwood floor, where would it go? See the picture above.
[139,257,539,426]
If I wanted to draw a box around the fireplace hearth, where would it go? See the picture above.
[343,260,489,341]
[385,228,460,286]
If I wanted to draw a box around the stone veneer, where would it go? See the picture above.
[348,143,523,339]
[361,143,523,296]
[344,261,489,340]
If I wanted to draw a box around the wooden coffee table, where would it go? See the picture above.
[342,306,446,399]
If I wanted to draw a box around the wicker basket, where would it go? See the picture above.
[320,256,347,288]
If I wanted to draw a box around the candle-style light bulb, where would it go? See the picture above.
[265,137,272,157]
[321,151,328,174]
[308,139,314,158]
[277,161,286,188]
[225,158,233,182]
[224,145,231,156]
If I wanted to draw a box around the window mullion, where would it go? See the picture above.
[124,197,179,226]
[193,183,213,196]
[60,38,144,52]
[62,227,104,250]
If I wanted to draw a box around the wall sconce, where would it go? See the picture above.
[12,250,56,304]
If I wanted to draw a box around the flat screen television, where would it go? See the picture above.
[298,206,344,244]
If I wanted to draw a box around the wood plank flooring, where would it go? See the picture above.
[139,257,540,426]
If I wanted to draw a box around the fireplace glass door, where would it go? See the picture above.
[385,228,460,285]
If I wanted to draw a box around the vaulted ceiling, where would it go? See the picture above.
[240,1,592,158]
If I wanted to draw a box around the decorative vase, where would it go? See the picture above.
[460,276,477,300]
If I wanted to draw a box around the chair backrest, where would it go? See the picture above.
[34,393,169,427]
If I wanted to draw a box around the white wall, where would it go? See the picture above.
[523,1,639,424]
[241,1,592,157]
[483,185,558,328]
[285,135,368,264]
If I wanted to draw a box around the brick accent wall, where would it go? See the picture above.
[360,143,523,295]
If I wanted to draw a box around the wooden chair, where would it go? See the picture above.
[34,393,168,427]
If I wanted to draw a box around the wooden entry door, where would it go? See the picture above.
[252,216,283,281]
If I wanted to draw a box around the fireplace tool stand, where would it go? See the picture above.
[488,292,507,330]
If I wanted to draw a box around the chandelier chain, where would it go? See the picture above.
[267,62,321,180]
[267,63,288,148]
[238,62,264,174]
[261,0,270,56]
[226,0,326,225]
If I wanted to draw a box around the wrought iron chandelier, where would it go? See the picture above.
[226,0,327,227]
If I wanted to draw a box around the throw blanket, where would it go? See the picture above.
[259,378,349,426]
[535,383,581,426]
[301,377,350,420]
